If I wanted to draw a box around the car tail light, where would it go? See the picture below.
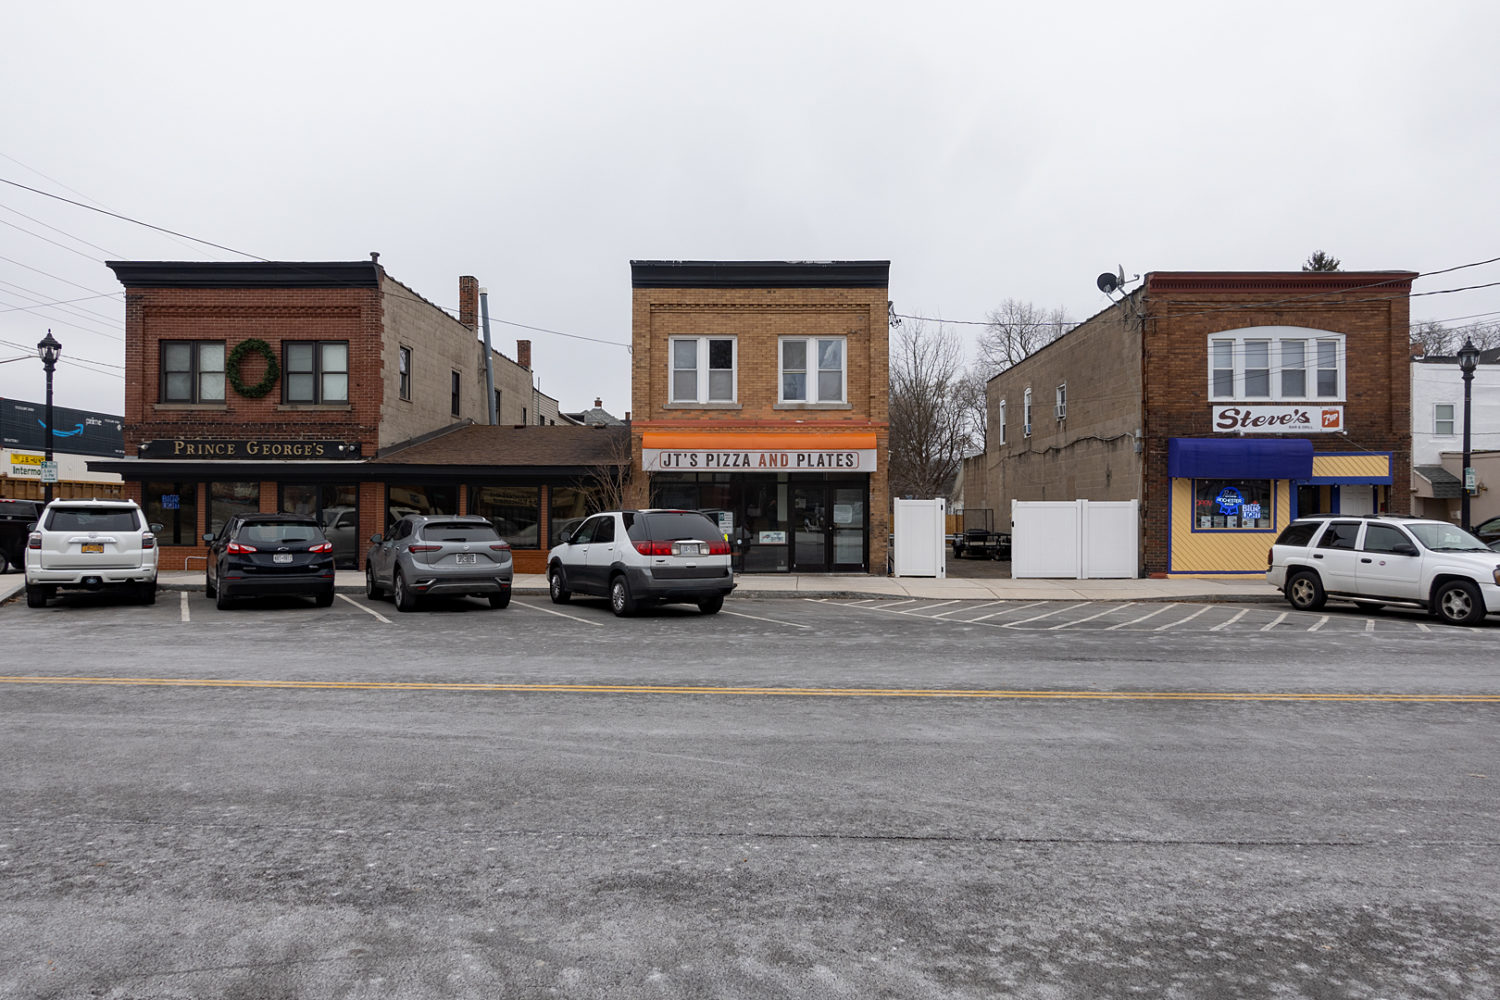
[227,541,257,553]
[142,533,156,550]
[309,541,333,553]
[490,541,511,551]
[634,540,673,556]
[407,544,440,553]
[707,540,730,556]
[28,531,41,550]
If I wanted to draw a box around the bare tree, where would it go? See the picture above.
[953,368,990,451]
[888,322,972,500]
[1411,319,1500,357]
[976,299,1072,376]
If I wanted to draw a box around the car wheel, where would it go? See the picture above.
[697,594,724,615]
[25,583,46,608]
[548,567,571,604]
[610,574,636,617]
[393,568,417,612]
[1353,601,1384,613]
[489,589,511,610]
[365,565,383,600]
[139,581,156,605]
[314,588,334,608]
[1285,570,1326,611]
[215,582,233,610]
[1433,579,1485,626]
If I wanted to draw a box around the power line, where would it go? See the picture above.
[0,291,123,314]
[0,201,120,257]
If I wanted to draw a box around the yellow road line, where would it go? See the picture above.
[1,675,1497,703]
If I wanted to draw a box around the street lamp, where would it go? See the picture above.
[37,330,61,505]
[1457,337,1480,531]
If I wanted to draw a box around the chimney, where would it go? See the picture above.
[594,397,603,408]
[459,276,479,330]
[517,339,532,370]
[1410,340,1425,359]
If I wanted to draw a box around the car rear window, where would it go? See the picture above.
[239,522,321,545]
[45,508,140,532]
[1273,522,1320,547]
[630,511,722,543]
[421,521,500,542]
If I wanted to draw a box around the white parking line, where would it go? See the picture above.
[1002,603,1090,628]
[868,599,917,610]
[1365,618,1377,632]
[1309,615,1330,632]
[179,592,190,623]
[721,609,812,629]
[972,601,1047,622]
[1048,603,1135,630]
[1154,606,1211,631]
[937,600,1004,619]
[1105,604,1177,630]
[511,600,604,626]
[337,593,392,624]
[1260,612,1289,632]
[1416,622,1431,633]
[906,600,960,616]
[1209,609,1248,632]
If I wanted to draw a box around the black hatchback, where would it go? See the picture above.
[205,513,336,609]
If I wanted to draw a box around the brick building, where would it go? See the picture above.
[628,261,891,574]
[93,259,613,574]
[984,270,1416,577]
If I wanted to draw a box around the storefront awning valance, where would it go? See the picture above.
[1167,437,1312,480]
[642,431,879,473]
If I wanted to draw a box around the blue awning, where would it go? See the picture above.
[1167,437,1313,480]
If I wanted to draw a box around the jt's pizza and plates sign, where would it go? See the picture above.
[1213,405,1344,434]
[643,448,877,472]
[138,439,362,459]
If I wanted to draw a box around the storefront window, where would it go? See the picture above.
[386,484,456,527]
[1193,479,1272,530]
[549,485,599,546]
[210,481,261,537]
[143,481,198,546]
[282,483,360,568]
[470,485,540,548]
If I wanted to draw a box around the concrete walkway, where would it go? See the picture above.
[3,570,1284,604]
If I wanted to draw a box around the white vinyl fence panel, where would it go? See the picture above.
[892,498,946,578]
[1011,499,1139,579]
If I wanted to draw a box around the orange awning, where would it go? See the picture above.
[642,431,877,451]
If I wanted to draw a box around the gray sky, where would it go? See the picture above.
[3,1,1498,417]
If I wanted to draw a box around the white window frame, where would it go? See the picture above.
[1206,330,1345,402]
[1434,402,1456,436]
[1055,383,1067,420]
[998,399,1006,445]
[778,336,847,404]
[669,336,737,404]
[1023,387,1032,437]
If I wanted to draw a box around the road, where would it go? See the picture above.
[1,592,1497,999]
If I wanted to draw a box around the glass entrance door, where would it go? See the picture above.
[790,482,866,572]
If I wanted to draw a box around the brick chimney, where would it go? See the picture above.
[459,276,479,330]
[517,339,532,370]
[594,397,603,408]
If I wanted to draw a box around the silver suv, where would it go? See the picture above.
[1266,514,1500,625]
[24,498,161,607]
[546,509,734,616]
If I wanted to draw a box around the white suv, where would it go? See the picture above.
[1266,514,1500,625]
[546,509,734,616]
[24,499,161,608]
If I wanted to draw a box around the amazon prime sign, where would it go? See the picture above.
[1,398,125,457]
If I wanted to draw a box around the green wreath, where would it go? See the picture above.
[226,338,280,398]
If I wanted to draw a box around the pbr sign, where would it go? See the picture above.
[642,447,878,472]
[1212,405,1344,433]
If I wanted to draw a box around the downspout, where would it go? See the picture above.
[480,288,496,425]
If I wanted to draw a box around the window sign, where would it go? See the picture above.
[1215,487,1245,515]
[1194,479,1272,530]
[162,494,180,510]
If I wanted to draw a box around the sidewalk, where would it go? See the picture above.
[2,570,1284,604]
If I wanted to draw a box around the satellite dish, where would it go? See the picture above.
[1096,271,1119,295]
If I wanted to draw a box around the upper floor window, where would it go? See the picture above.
[1208,329,1344,401]
[1434,402,1455,436]
[451,370,461,417]
[161,341,225,404]
[1055,383,1067,420]
[670,336,736,404]
[779,337,846,404]
[284,341,348,404]
[1023,387,1033,437]
[398,346,412,401]
[998,399,1006,445]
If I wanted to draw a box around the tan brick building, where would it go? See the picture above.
[984,270,1415,576]
[628,261,891,573]
[95,259,602,574]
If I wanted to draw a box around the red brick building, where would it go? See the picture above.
[94,259,612,574]
[984,270,1416,576]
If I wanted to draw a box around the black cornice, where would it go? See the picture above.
[631,260,890,289]
[106,261,380,289]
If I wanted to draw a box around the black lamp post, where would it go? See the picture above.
[37,330,61,505]
[1457,337,1480,531]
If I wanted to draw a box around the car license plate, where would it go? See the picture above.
[81,543,104,554]
[274,553,293,564]
[678,542,699,556]
[455,553,477,565]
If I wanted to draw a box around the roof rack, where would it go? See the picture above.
[1294,512,1427,520]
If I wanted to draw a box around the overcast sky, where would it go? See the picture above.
[3,1,1498,417]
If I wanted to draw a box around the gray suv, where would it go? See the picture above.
[365,514,514,612]
[546,509,734,616]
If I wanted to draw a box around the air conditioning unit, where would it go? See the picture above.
[1055,403,1066,420]
[1023,423,1032,437]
